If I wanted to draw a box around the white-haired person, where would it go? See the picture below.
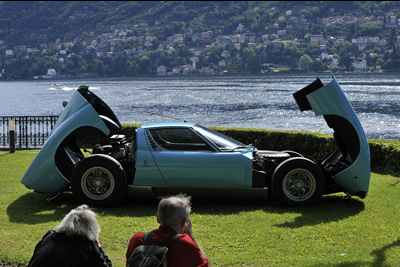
[126,194,209,267]
[28,205,112,267]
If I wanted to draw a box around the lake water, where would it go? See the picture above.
[0,73,399,140]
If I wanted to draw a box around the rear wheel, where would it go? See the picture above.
[71,154,127,206]
[271,157,325,207]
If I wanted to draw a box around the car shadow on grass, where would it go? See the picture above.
[7,191,364,227]
[7,191,162,224]
[179,193,365,228]
[7,192,78,224]
[268,195,366,228]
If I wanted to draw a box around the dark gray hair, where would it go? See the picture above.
[157,194,192,227]
[55,205,100,241]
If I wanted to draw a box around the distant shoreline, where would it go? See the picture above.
[1,70,397,82]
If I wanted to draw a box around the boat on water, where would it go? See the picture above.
[52,83,65,90]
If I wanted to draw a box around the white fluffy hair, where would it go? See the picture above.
[157,194,192,227]
[55,204,100,241]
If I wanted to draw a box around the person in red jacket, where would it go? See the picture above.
[126,194,210,267]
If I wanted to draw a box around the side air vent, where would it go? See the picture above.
[145,129,161,150]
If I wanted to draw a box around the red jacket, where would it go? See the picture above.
[126,226,209,267]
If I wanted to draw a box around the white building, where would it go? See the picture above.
[47,69,57,76]
[156,65,167,75]
[353,59,367,70]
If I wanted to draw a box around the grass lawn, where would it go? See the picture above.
[1,150,399,266]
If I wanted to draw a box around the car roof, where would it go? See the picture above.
[140,121,197,129]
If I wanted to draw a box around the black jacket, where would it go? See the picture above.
[28,230,112,267]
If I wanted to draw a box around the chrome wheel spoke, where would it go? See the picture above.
[283,168,316,201]
[81,167,115,200]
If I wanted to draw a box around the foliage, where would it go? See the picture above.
[1,1,400,79]
[368,138,400,176]
[300,54,313,71]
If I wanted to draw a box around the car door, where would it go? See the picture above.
[146,127,252,188]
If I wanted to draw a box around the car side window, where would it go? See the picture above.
[148,128,214,151]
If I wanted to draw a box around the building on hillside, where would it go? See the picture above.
[310,34,324,47]
[157,65,167,75]
[236,23,245,32]
[47,69,57,76]
[5,49,13,56]
[352,37,369,51]
[353,59,367,70]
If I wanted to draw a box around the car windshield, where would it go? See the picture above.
[193,125,250,151]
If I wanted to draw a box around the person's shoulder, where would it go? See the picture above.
[129,231,145,243]
[132,231,145,238]
[41,230,57,239]
[174,234,197,246]
[45,230,55,235]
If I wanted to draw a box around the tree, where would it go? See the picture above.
[94,59,105,76]
[376,58,384,69]
[71,42,84,54]
[126,62,139,76]
[358,22,383,36]
[0,1,399,77]
[366,53,379,68]
[241,47,259,73]
[300,54,312,71]
[139,55,151,74]
[310,60,326,72]
[339,54,353,71]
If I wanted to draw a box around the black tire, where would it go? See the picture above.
[71,154,127,206]
[271,157,325,207]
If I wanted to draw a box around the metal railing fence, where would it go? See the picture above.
[0,116,58,149]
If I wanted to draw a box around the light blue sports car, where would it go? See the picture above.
[21,77,370,207]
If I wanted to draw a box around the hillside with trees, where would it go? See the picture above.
[1,1,400,79]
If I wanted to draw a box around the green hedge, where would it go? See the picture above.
[118,124,400,177]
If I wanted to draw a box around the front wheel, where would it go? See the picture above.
[271,157,325,207]
[71,154,127,206]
